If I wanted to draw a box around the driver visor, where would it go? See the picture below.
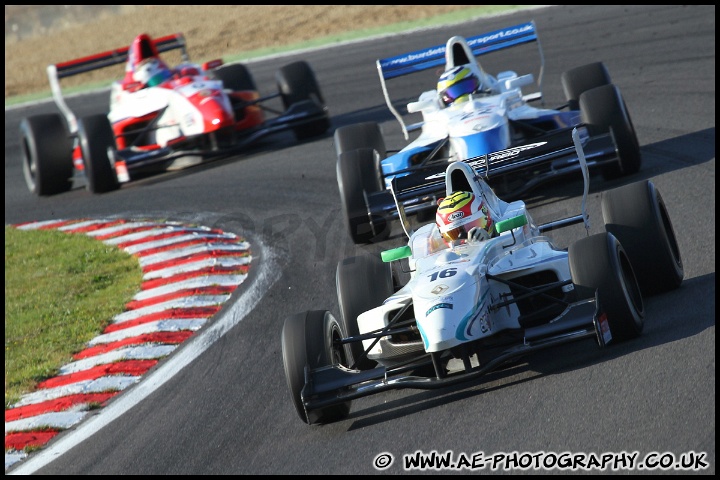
[441,224,471,242]
[440,76,479,105]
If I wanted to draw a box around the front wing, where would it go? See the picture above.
[301,296,609,413]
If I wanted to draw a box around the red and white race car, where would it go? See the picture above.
[19,32,331,195]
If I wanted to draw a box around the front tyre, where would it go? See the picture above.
[281,310,352,425]
[276,61,330,140]
[580,84,641,180]
[336,148,389,244]
[336,254,394,370]
[19,114,73,196]
[333,121,386,159]
[601,180,683,296]
[561,61,612,111]
[78,114,119,194]
[212,63,256,91]
[569,232,644,342]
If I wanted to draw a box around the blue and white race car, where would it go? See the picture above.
[334,21,641,244]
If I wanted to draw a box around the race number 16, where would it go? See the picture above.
[428,268,457,282]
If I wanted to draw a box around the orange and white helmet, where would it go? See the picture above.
[436,191,494,245]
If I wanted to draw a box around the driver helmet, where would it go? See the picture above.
[133,58,172,87]
[436,191,494,245]
[437,66,480,107]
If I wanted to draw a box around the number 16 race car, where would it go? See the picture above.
[282,129,683,425]
[20,32,331,196]
[335,21,641,244]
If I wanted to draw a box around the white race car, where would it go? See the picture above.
[282,130,683,425]
[335,21,641,244]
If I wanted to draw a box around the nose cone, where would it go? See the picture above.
[413,258,482,352]
[415,291,478,352]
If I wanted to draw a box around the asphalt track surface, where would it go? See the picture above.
[4,5,715,475]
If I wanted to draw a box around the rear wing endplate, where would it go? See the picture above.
[376,21,545,139]
[47,33,187,134]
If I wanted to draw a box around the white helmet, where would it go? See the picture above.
[133,58,171,87]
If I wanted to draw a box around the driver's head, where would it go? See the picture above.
[436,191,493,245]
[133,58,171,87]
[437,66,480,107]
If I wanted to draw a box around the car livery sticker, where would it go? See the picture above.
[425,141,548,181]
[426,302,453,316]
[456,288,491,341]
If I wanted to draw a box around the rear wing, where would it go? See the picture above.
[389,127,592,241]
[376,21,545,139]
[47,33,188,134]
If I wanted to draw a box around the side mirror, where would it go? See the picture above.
[407,98,437,113]
[381,245,412,262]
[503,74,534,91]
[495,214,528,235]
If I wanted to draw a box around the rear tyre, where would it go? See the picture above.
[78,114,119,194]
[212,63,256,91]
[601,180,683,296]
[281,310,352,425]
[336,255,394,370]
[569,232,644,342]
[561,61,612,111]
[19,114,73,196]
[276,61,330,140]
[333,121,386,159]
[336,148,390,244]
[580,84,641,180]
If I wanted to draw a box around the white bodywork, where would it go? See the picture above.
[357,162,575,362]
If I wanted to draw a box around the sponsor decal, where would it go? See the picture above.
[465,308,492,337]
[462,107,493,118]
[465,23,535,50]
[425,141,548,181]
[430,284,449,295]
[599,312,612,344]
[381,46,446,68]
[380,23,534,69]
[448,211,464,221]
[426,303,453,316]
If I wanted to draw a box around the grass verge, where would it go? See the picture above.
[4,225,143,408]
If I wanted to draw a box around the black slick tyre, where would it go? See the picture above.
[19,114,73,196]
[336,148,389,244]
[601,180,683,296]
[281,310,351,425]
[78,114,119,194]
[276,61,330,140]
[336,254,394,370]
[212,63,256,91]
[333,121,386,159]
[569,232,644,342]
[561,61,612,111]
[580,84,641,179]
